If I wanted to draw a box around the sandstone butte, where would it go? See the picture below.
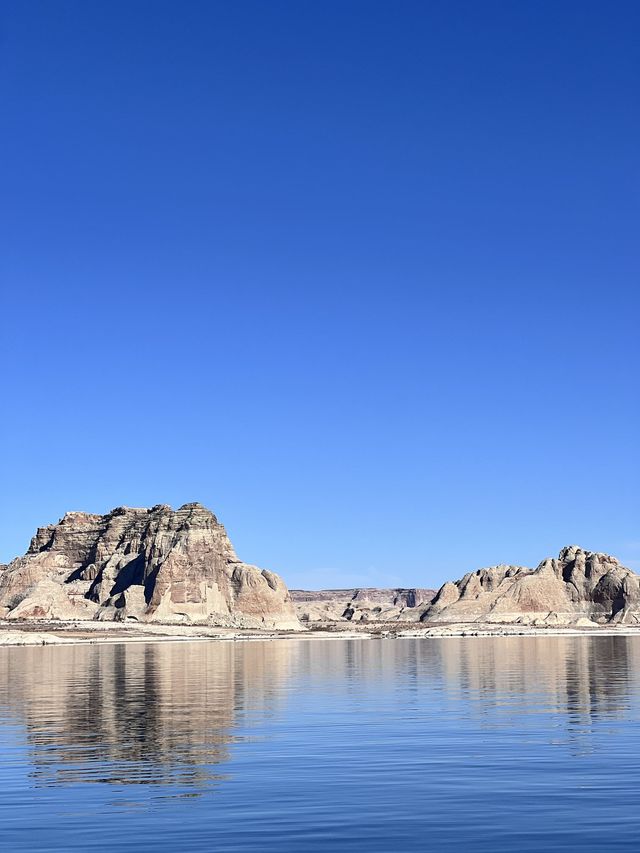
[0,504,638,630]
[0,503,299,629]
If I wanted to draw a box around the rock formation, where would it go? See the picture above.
[0,503,300,628]
[291,587,436,624]
[420,545,640,626]
[2,511,636,632]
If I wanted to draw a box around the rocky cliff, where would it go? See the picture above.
[290,587,436,624]
[420,545,640,626]
[0,503,300,628]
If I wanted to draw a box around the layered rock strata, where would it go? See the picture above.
[420,546,640,626]
[0,503,299,628]
[291,587,436,624]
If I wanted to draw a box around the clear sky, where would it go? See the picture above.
[1,1,638,588]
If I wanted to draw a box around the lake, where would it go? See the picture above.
[1,636,640,851]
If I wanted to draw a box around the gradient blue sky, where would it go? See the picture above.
[1,1,638,587]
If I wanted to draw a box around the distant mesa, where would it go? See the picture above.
[0,503,299,628]
[290,587,437,624]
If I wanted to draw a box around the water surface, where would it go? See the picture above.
[1,636,640,851]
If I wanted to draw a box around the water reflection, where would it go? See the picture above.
[0,636,638,792]
[434,635,636,715]
[429,636,639,755]
[0,641,295,789]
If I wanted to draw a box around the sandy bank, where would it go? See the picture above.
[0,620,365,646]
[3,619,640,646]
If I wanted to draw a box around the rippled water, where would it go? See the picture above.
[1,636,640,851]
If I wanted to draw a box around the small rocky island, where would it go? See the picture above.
[1,503,639,643]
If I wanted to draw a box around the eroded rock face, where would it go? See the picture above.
[290,587,436,624]
[0,504,300,628]
[420,546,640,626]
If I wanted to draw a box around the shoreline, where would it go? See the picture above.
[3,619,640,646]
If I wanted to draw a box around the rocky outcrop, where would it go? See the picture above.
[0,503,300,628]
[291,587,436,624]
[3,514,634,632]
[420,546,640,626]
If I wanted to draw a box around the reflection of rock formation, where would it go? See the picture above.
[1,636,638,793]
[0,504,299,628]
[0,641,295,788]
[282,636,640,738]
[432,636,637,722]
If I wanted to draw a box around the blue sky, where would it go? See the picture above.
[1,1,638,587]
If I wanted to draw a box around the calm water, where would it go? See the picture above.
[1,636,640,851]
